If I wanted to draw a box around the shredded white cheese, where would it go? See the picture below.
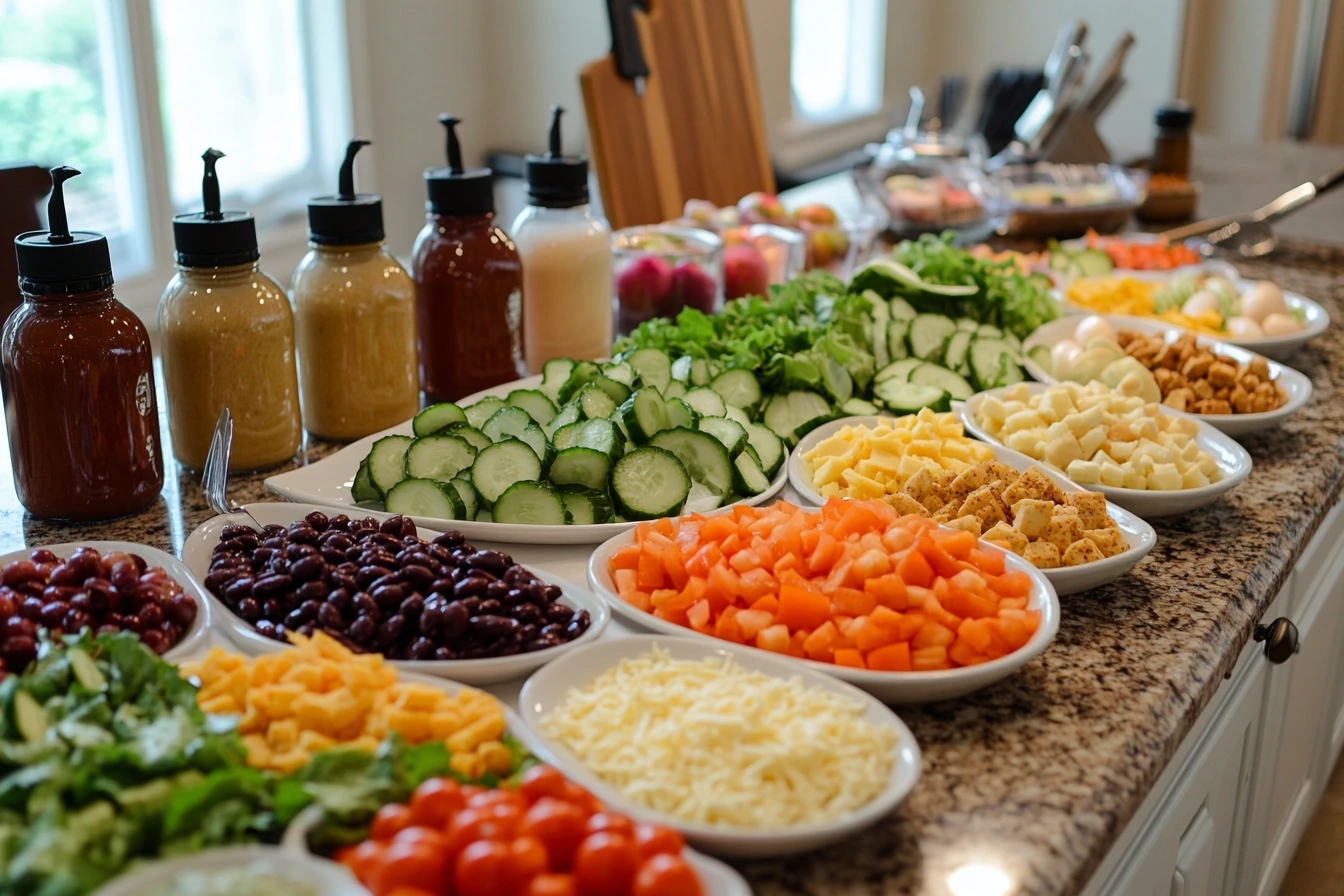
[540,648,897,828]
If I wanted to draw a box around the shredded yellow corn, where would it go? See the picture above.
[1066,276,1225,335]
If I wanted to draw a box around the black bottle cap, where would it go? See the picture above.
[172,149,260,267]
[1156,102,1195,130]
[524,106,589,208]
[308,140,385,244]
[424,115,495,216]
[14,167,113,295]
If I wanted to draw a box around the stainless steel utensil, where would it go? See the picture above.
[202,408,263,526]
[1163,164,1344,257]
[904,86,925,138]
[1082,32,1133,117]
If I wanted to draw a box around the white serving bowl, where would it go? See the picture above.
[181,502,608,685]
[1055,233,1240,282]
[0,541,211,663]
[265,374,789,546]
[517,634,922,858]
[1058,278,1329,361]
[1023,315,1313,438]
[789,416,1156,596]
[957,383,1253,518]
[92,845,365,896]
[280,801,752,896]
[587,524,1060,703]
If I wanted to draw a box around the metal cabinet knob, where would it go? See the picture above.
[1254,617,1300,664]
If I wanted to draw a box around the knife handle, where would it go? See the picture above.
[606,0,650,82]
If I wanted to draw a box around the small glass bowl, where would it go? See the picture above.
[993,163,1147,238]
[794,212,882,280]
[716,223,806,297]
[853,157,1005,242]
[612,225,723,335]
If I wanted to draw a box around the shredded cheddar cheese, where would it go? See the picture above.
[540,648,897,827]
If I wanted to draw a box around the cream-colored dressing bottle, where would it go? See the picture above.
[292,140,419,440]
[511,106,612,372]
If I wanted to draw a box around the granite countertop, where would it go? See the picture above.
[3,229,1344,892]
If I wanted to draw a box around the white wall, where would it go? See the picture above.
[1178,0,1278,142]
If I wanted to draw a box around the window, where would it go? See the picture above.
[790,0,886,122]
[0,0,350,317]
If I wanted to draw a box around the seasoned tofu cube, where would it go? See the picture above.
[1043,513,1084,553]
[1147,464,1183,491]
[1066,459,1102,485]
[1061,538,1106,566]
[944,515,982,536]
[886,492,929,516]
[1064,492,1110,530]
[959,485,1009,530]
[1180,439,1203,463]
[1012,499,1053,539]
[902,467,935,502]
[949,464,994,500]
[984,524,1028,555]
[1045,434,1084,471]
[1023,541,1062,569]
[1002,467,1053,506]
[1083,528,1129,557]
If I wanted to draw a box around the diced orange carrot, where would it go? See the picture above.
[714,606,745,643]
[968,547,1005,576]
[750,594,780,614]
[866,642,912,672]
[756,623,791,653]
[833,648,866,669]
[685,600,710,633]
[912,621,956,649]
[897,549,934,588]
[613,568,638,596]
[735,608,775,639]
[803,621,840,661]
[831,587,876,617]
[636,550,666,591]
[609,544,642,571]
[728,549,762,574]
[912,645,951,671]
[864,573,908,610]
[777,584,831,633]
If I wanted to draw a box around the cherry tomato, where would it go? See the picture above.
[444,807,511,860]
[584,812,635,838]
[510,835,550,886]
[634,853,703,896]
[518,798,588,871]
[370,803,416,842]
[527,874,580,896]
[393,825,449,853]
[573,832,639,896]
[467,788,527,812]
[410,777,466,829]
[519,765,569,804]
[365,841,449,896]
[343,840,385,884]
[454,839,513,896]
[385,888,442,896]
[632,824,685,861]
[460,784,486,801]
[562,781,601,815]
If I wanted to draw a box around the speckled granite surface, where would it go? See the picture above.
[0,240,1340,896]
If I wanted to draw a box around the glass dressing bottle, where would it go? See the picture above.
[412,116,525,402]
[158,149,302,472]
[3,167,163,520]
[511,106,612,373]
[293,139,419,440]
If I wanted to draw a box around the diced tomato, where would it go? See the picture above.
[613,568,638,597]
[749,594,779,615]
[685,600,710,633]
[897,549,934,589]
[912,621,956,649]
[854,615,898,652]
[637,550,666,591]
[968,547,1005,576]
[802,621,840,661]
[988,570,1032,598]
[863,574,908,610]
[777,584,831,633]
[714,606,745,643]
[912,645,951,671]
[756,623,791,654]
[833,648,866,669]
[831,587,875,617]
[806,533,843,575]
[933,528,977,560]
[866,642,912,672]
[728,549,762,574]
[661,544,689,590]
[735,608,775,640]
[609,544,642,571]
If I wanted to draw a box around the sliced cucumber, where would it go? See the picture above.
[625,348,672,393]
[553,421,585,451]
[557,360,601,404]
[464,396,508,430]
[483,405,535,443]
[591,375,632,405]
[723,405,752,427]
[871,319,890,369]
[683,387,727,418]
[540,358,576,400]
[577,383,618,420]
[544,404,581,439]
[404,434,478,481]
[954,318,977,331]
[821,356,853,404]
[909,314,958,363]
[944,330,974,377]
[671,355,693,383]
[69,648,106,691]
[386,478,465,519]
[969,337,1021,391]
[664,380,687,400]
[710,369,762,412]
[683,480,722,514]
[577,417,623,459]
[518,422,552,465]
[909,364,975,401]
[698,417,747,457]
[976,324,1003,339]
[611,446,691,520]
[476,508,493,522]
[762,391,832,445]
[413,402,467,437]
[350,458,380,503]
[887,319,910,360]
[620,386,669,443]
[14,690,47,744]
[441,423,492,452]
[549,446,612,492]
[665,398,699,431]
[1027,344,1053,372]
[367,435,414,498]
[558,485,615,525]
[732,451,771,496]
[506,389,559,426]
[493,481,569,525]
[841,397,880,416]
[649,427,733,497]
[471,438,543,504]
[874,357,924,384]
[689,358,713,387]
[888,296,918,320]
[601,361,636,387]
[743,422,784,478]
[449,474,480,519]
[873,379,950,415]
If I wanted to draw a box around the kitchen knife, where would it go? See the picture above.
[605,0,650,95]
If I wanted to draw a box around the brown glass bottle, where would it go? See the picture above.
[3,168,162,520]
[412,116,524,403]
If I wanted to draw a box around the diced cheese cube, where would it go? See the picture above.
[1181,466,1211,489]
[1171,417,1200,437]
[911,422,935,440]
[1003,409,1046,434]
[1004,384,1031,402]
[1078,425,1107,458]
[1091,449,1116,466]
[1133,453,1156,474]
[897,454,927,479]
[1067,459,1102,484]
[941,441,970,462]
[1122,468,1149,490]
[1043,389,1076,420]
[1107,440,1135,461]
[1045,420,1071,442]
[1180,440,1203,463]
[908,439,944,458]
[1148,464,1183,491]
[1100,461,1126,487]
[1045,434,1084,471]
[840,468,886,500]
[978,396,1007,424]
[1006,430,1042,457]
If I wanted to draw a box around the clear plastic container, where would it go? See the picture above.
[994,163,1147,238]
[612,225,722,334]
[853,157,1005,241]
[717,224,806,295]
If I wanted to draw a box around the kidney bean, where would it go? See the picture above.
[328,571,358,595]
[317,602,345,629]
[377,614,406,645]
[328,514,350,530]
[431,530,466,548]
[440,601,470,638]
[485,580,510,601]
[546,604,575,624]
[399,594,424,621]
[507,603,543,626]
[371,583,406,611]
[321,548,345,565]
[254,619,278,639]
[465,550,508,577]
[408,637,435,660]
[353,592,382,621]
[327,588,353,614]
[47,562,82,588]
[401,565,435,592]
[261,536,285,551]
[65,608,92,633]
[290,555,326,584]
[347,615,377,644]
[540,584,562,603]
[355,566,392,590]
[287,522,319,544]
[39,601,67,628]
[221,524,255,540]
[170,596,198,627]
[27,549,59,565]
[428,578,455,596]
[68,592,93,614]
[212,538,246,557]
[296,580,329,603]
[139,602,164,629]
[378,516,404,535]
[470,615,518,638]
[476,598,502,616]
[262,599,283,619]
[18,596,43,621]
[0,593,13,619]
[285,542,318,562]
[455,575,492,599]
[305,510,329,531]
[223,577,255,604]
[3,635,38,668]
[523,635,561,652]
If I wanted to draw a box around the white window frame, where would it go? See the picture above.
[83,0,354,325]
